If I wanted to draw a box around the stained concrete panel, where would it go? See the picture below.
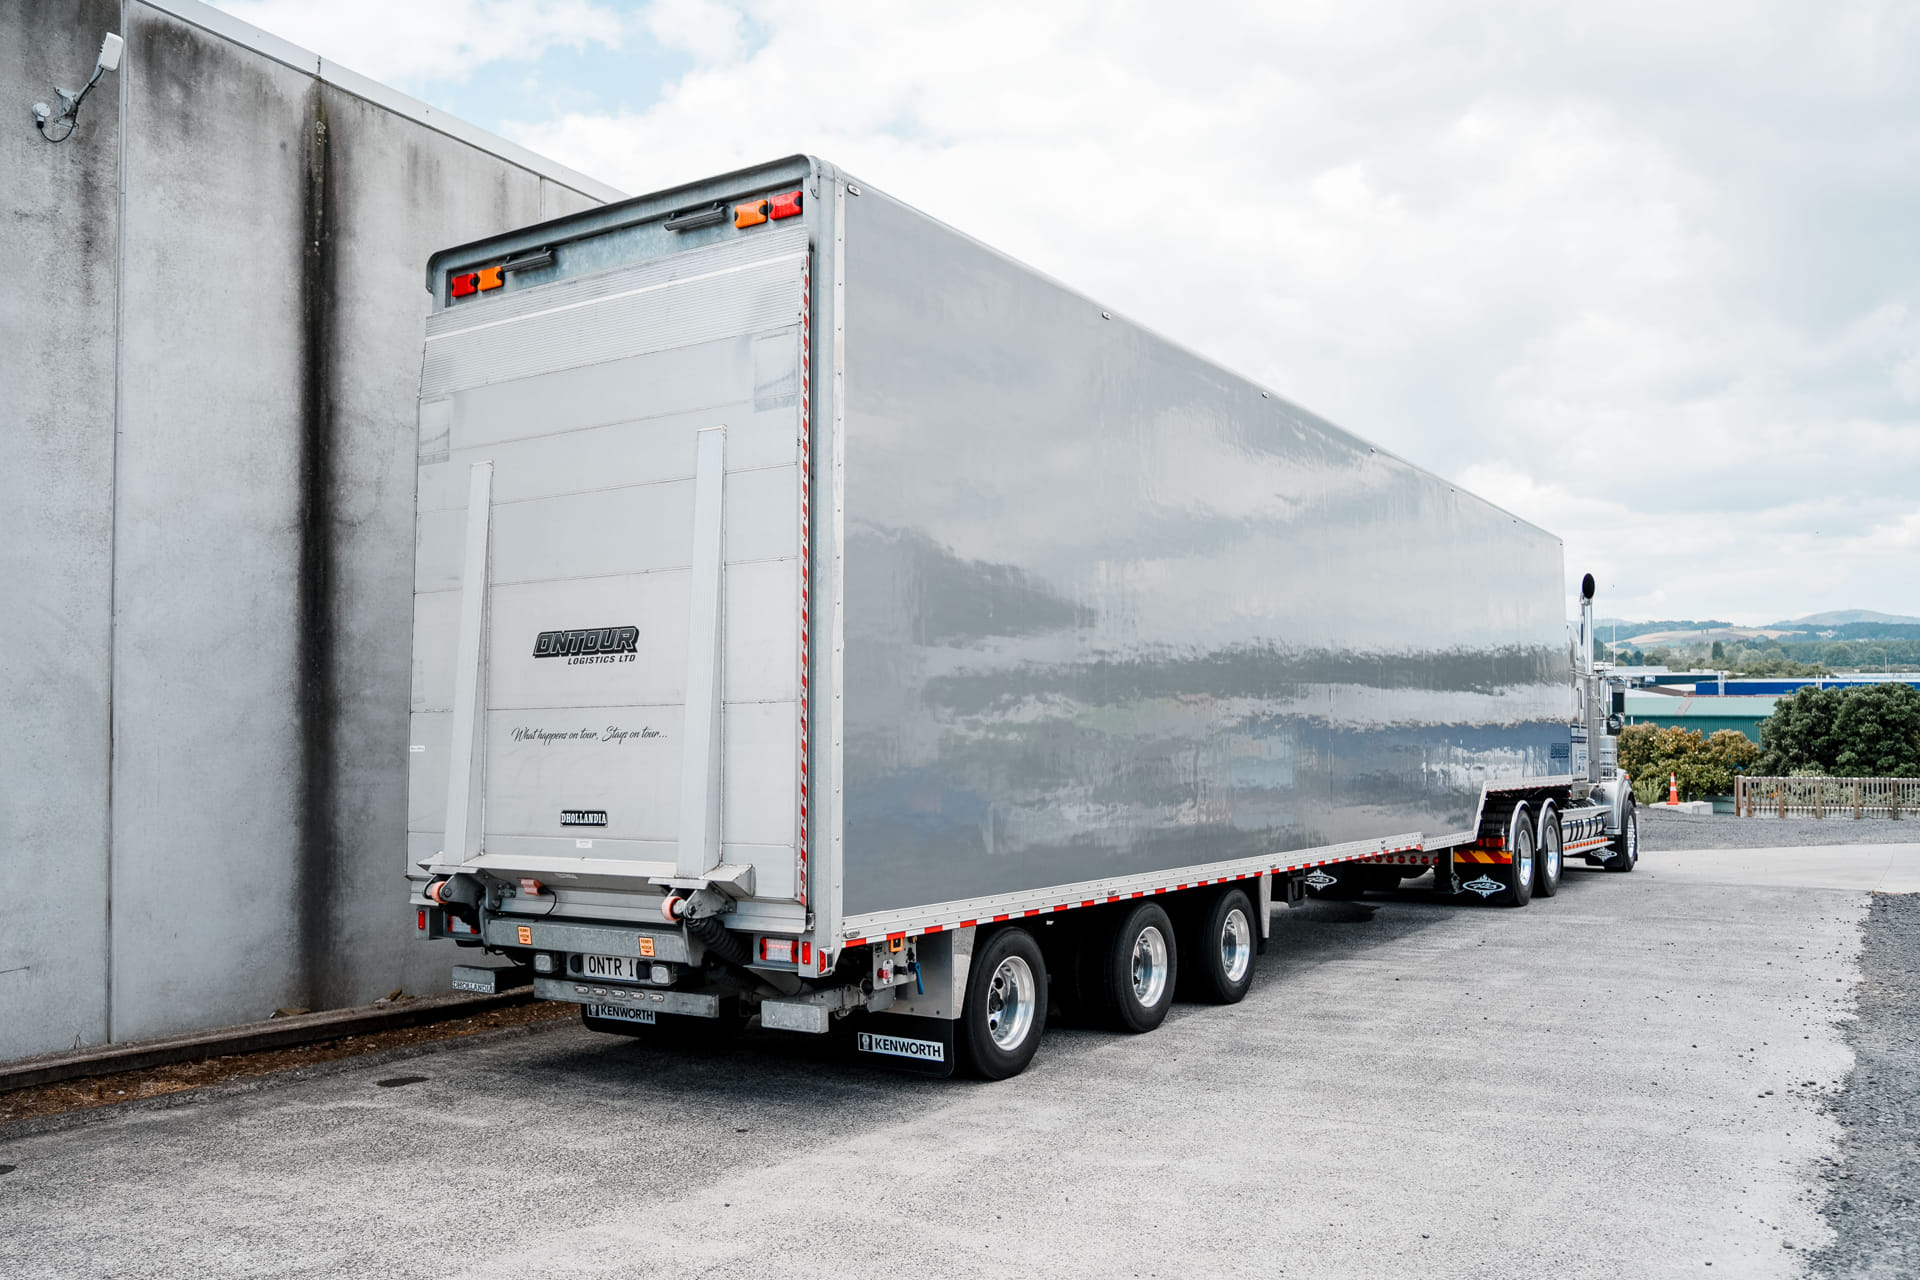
[107,7,322,1038]
[313,87,552,1008]
[0,0,122,1059]
[2,0,615,1058]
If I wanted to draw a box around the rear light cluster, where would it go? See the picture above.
[453,189,800,301]
[758,937,813,966]
[734,190,803,229]
[448,264,503,298]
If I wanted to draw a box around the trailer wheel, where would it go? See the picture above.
[1183,889,1257,1004]
[1602,800,1639,872]
[1499,804,1535,908]
[960,927,1049,1080]
[1089,903,1179,1033]
[1533,801,1563,898]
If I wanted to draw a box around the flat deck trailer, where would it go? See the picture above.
[406,155,1639,1078]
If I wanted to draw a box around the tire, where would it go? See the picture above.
[1499,803,1535,908]
[1182,889,1257,1005]
[1603,800,1639,872]
[1087,902,1179,1033]
[1533,801,1564,898]
[959,927,1049,1080]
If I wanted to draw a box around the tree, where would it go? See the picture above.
[1757,686,1844,774]
[1733,656,1831,678]
[1832,683,1920,777]
[1710,640,1726,662]
[1757,683,1920,777]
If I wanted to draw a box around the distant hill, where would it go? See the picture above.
[1770,610,1920,627]
[1596,613,1920,650]
[1594,619,1732,633]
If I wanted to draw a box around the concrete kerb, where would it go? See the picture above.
[0,990,535,1093]
[0,1009,580,1145]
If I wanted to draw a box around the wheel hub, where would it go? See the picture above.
[1220,908,1252,983]
[1131,925,1169,1008]
[985,954,1036,1051]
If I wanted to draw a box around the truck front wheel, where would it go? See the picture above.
[1603,800,1639,872]
[960,927,1049,1080]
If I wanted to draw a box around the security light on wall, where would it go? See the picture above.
[31,32,123,143]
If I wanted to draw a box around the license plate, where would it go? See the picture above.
[578,953,644,982]
[586,1004,655,1025]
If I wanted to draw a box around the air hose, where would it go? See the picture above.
[663,894,752,968]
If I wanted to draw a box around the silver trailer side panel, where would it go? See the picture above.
[838,188,1568,919]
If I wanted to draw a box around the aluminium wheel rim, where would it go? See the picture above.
[1543,819,1563,881]
[1626,810,1639,864]
[1220,908,1252,984]
[1512,821,1535,889]
[1131,925,1170,1008]
[985,954,1037,1052]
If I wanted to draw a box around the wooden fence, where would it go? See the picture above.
[1734,775,1920,819]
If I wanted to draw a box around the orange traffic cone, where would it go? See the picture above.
[1668,772,1679,806]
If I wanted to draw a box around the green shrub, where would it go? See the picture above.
[1616,723,1759,801]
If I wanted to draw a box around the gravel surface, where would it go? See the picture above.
[1809,893,1920,1279]
[1641,805,1920,850]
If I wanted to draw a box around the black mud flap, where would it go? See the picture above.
[850,1012,957,1078]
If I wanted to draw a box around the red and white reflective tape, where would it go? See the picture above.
[795,257,811,907]
[842,863,1359,949]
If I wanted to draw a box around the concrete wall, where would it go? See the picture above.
[0,0,618,1059]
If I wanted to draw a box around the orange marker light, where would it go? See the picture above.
[734,200,768,229]
[769,190,803,220]
[449,272,479,298]
[477,265,504,291]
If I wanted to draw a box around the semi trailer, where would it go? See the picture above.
[406,155,1639,1080]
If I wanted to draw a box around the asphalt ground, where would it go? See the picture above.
[3,843,1916,1279]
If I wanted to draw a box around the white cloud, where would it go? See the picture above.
[218,0,1920,624]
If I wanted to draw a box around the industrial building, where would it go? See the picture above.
[2,0,620,1061]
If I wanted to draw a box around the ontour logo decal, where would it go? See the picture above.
[1463,874,1505,898]
[533,626,639,662]
[856,1032,946,1063]
[1304,870,1339,890]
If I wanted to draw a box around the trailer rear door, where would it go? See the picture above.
[410,226,811,904]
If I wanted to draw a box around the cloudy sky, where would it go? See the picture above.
[216,0,1920,625]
